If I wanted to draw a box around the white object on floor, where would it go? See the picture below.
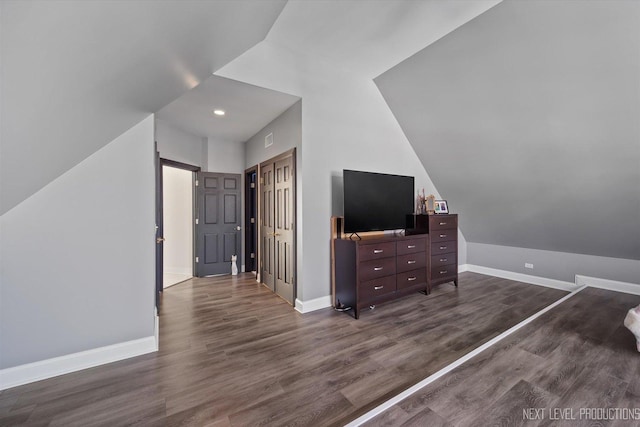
[624,305,640,352]
[231,255,238,276]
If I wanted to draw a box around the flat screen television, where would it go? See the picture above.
[343,169,414,233]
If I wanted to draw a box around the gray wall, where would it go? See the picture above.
[468,242,640,285]
[208,137,245,174]
[245,100,302,169]
[376,0,640,281]
[156,120,208,169]
[0,116,156,369]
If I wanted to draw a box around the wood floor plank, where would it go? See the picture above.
[368,287,640,427]
[0,272,569,426]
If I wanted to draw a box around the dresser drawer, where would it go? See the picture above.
[358,241,396,262]
[429,215,457,231]
[431,253,457,269]
[430,241,456,256]
[396,238,426,255]
[430,264,457,280]
[397,252,426,273]
[359,257,396,282]
[397,268,426,290]
[430,230,456,243]
[359,274,396,301]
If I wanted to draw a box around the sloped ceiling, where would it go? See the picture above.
[265,0,500,79]
[376,0,640,260]
[0,0,286,215]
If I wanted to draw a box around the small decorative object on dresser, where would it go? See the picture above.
[434,200,448,214]
[426,194,436,214]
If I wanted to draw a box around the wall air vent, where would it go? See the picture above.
[265,133,273,148]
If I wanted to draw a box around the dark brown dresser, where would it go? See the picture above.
[426,214,458,292]
[334,234,428,318]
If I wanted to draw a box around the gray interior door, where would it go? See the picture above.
[274,157,295,304]
[196,172,241,276]
[260,163,275,290]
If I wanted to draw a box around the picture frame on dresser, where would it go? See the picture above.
[434,200,449,214]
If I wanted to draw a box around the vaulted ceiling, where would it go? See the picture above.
[0,0,286,214]
[3,0,637,263]
[375,0,640,260]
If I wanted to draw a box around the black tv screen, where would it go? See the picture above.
[343,169,414,233]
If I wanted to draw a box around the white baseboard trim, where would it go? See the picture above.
[346,285,587,426]
[464,264,579,292]
[295,295,332,314]
[458,263,470,273]
[576,275,640,296]
[0,336,157,391]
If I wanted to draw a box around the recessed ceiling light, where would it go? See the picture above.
[213,109,225,116]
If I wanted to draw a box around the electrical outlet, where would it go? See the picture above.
[525,263,534,269]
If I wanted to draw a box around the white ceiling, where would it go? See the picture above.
[156,75,300,142]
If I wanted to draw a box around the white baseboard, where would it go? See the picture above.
[464,264,579,292]
[0,336,157,391]
[458,264,470,273]
[576,275,640,295]
[295,295,332,314]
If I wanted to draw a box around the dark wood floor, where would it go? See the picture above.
[365,286,640,427]
[0,272,568,426]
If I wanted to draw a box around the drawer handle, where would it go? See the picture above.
[439,234,447,238]
[407,245,416,249]
[439,222,447,226]
[439,270,448,274]
[439,246,447,250]
[374,285,384,290]
[374,267,383,271]
[407,260,416,264]
[373,249,384,254]
[439,258,448,262]
[408,277,417,281]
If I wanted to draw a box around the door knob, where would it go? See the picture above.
[236,226,241,231]
[156,237,165,243]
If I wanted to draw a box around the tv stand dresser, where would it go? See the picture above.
[332,214,458,319]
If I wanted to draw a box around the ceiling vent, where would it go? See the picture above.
[265,133,274,148]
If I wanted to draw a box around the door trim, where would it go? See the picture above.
[258,148,297,303]
[244,166,258,273]
[156,159,200,295]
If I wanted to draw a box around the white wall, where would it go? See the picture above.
[156,119,208,169]
[0,116,156,370]
[218,42,463,301]
[207,137,245,174]
[162,166,193,279]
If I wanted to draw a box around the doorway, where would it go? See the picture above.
[162,165,194,288]
[254,148,296,305]
[155,158,200,303]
